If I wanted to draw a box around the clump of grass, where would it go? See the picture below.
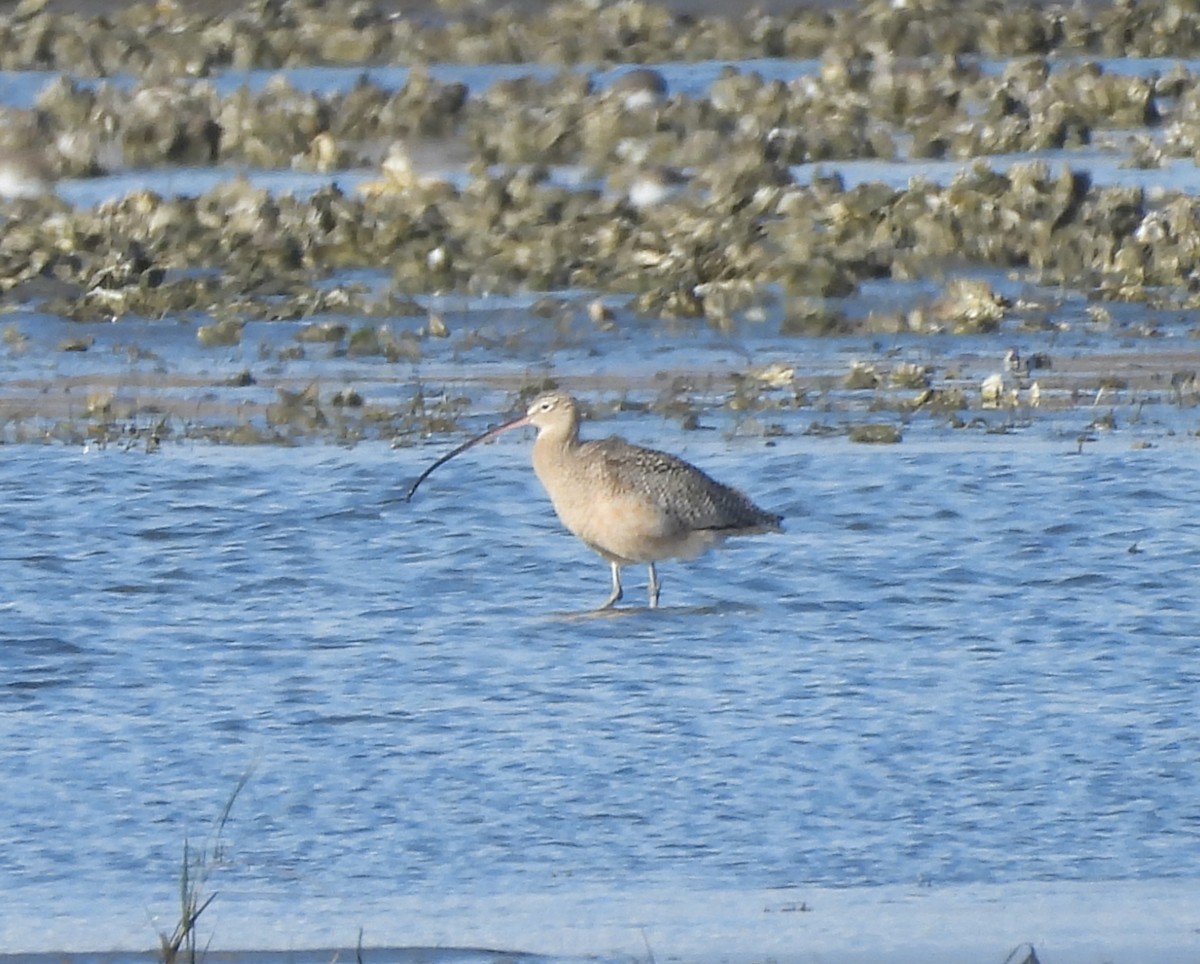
[159,770,252,964]
[159,838,218,964]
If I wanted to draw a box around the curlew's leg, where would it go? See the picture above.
[647,563,660,608]
[601,561,623,609]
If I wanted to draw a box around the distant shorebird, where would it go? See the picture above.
[406,391,783,609]
[607,67,668,110]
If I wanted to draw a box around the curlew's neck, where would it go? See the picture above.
[534,415,579,451]
[531,413,581,487]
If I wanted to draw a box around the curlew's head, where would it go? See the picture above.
[405,391,581,501]
[521,391,580,440]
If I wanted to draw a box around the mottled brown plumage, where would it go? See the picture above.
[407,391,783,608]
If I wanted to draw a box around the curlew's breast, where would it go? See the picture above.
[556,486,705,563]
[532,436,728,564]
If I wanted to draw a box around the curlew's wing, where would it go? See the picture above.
[587,436,783,534]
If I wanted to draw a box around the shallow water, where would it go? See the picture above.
[4,42,1200,962]
[1,421,1199,957]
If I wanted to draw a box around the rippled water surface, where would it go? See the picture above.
[4,38,1200,961]
[2,423,1199,954]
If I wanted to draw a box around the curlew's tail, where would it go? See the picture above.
[708,510,784,537]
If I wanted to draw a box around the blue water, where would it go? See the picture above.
[2,427,1198,953]
[4,44,1200,960]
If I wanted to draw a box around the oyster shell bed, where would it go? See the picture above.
[4,0,1200,445]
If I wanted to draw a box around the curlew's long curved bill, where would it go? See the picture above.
[405,409,532,501]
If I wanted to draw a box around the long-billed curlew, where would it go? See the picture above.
[406,391,783,609]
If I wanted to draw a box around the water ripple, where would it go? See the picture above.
[1,438,1199,943]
